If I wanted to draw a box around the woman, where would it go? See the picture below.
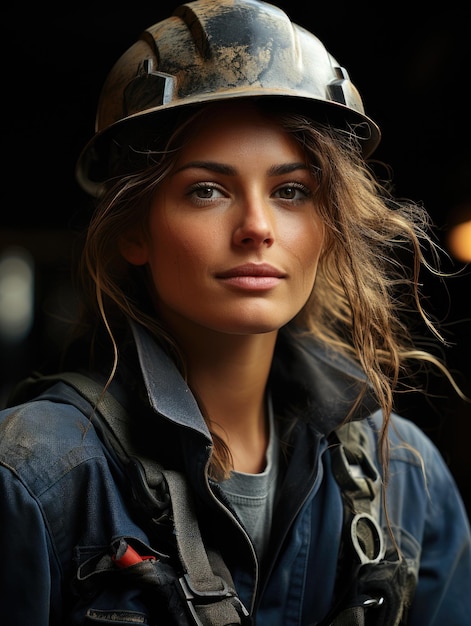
[1,1,470,625]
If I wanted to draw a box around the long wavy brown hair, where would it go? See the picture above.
[72,100,465,487]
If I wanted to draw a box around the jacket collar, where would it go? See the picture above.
[269,325,378,434]
[130,320,377,438]
[130,320,212,440]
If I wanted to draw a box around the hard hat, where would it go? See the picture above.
[76,0,381,197]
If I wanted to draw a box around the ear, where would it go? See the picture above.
[118,231,149,266]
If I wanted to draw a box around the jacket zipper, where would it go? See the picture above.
[202,448,260,616]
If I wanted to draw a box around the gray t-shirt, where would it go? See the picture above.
[219,396,279,560]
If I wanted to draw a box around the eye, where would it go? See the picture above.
[273,183,311,201]
[187,182,225,201]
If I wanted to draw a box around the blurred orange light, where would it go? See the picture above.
[446,200,471,263]
[447,218,471,263]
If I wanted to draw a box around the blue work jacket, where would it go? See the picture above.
[0,322,470,625]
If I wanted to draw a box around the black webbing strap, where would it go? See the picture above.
[164,469,249,625]
[331,420,384,565]
[324,421,415,626]
[23,371,249,626]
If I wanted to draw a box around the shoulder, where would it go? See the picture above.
[363,411,469,531]
[0,381,107,494]
[367,411,454,478]
[362,411,464,500]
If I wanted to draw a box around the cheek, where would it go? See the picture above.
[145,215,210,290]
[288,217,325,281]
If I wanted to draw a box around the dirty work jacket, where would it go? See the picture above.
[0,321,470,625]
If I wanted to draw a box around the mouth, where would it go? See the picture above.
[216,263,286,290]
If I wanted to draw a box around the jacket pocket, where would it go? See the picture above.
[70,536,191,626]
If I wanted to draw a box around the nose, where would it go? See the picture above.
[233,196,274,248]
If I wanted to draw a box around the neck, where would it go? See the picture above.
[178,330,278,473]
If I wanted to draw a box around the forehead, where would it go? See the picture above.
[173,101,307,164]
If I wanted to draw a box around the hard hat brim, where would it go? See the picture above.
[76,91,381,198]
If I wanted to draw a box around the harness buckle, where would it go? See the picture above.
[350,512,385,564]
[332,441,380,501]
[178,574,250,625]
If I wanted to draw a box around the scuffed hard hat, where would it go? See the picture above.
[76,0,381,197]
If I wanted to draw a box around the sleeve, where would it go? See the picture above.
[395,419,471,626]
[0,464,57,626]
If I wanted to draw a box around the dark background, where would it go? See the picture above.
[1,2,470,513]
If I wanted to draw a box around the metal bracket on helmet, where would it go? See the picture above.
[124,59,176,115]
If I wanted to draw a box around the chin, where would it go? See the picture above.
[213,316,291,336]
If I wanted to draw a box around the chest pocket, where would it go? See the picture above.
[69,536,192,626]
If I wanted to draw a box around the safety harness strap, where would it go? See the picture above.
[331,421,385,565]
[324,421,416,626]
[164,469,249,625]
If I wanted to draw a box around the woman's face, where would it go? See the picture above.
[122,102,324,338]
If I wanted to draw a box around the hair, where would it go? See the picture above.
[70,99,465,486]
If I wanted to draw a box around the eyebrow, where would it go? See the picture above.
[174,160,309,176]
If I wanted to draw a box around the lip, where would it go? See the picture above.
[216,263,286,290]
[217,263,285,278]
